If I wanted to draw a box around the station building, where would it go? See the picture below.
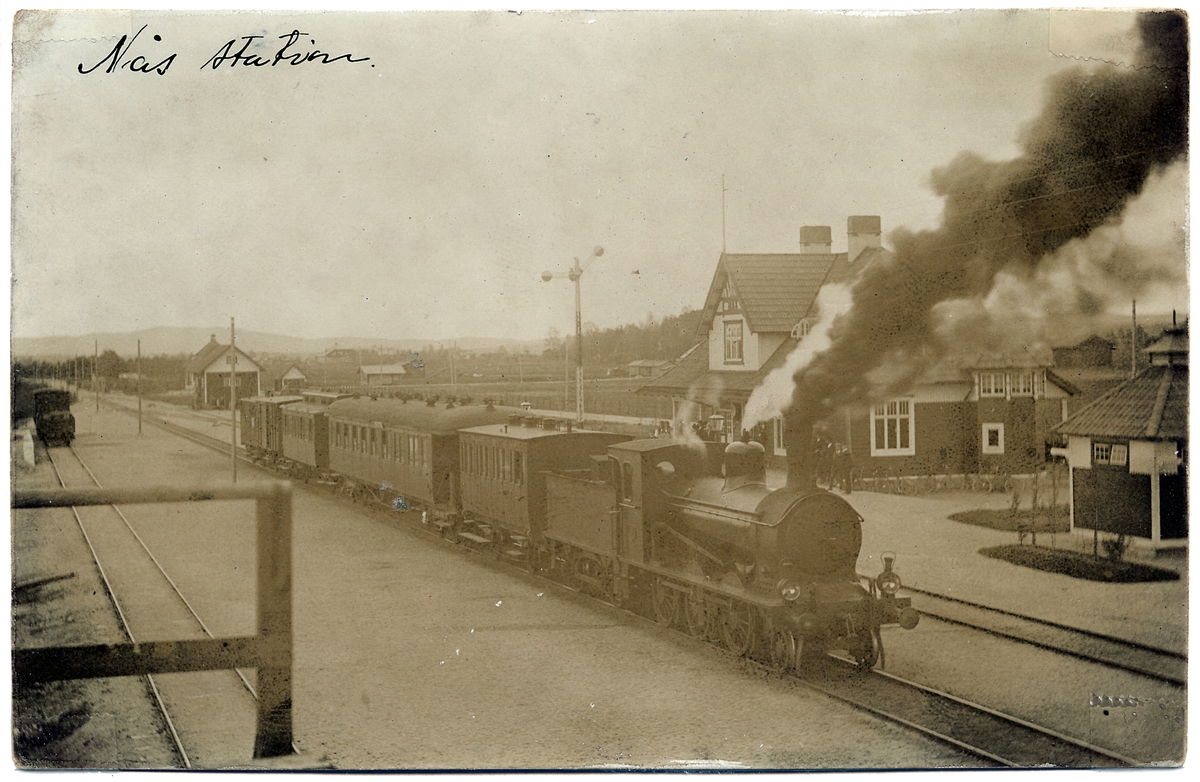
[186,334,262,409]
[639,216,1077,477]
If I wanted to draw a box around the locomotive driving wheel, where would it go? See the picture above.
[652,579,680,627]
[851,630,879,671]
[720,601,757,657]
[767,626,796,671]
[684,591,710,640]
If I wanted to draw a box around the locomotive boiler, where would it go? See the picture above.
[545,432,918,670]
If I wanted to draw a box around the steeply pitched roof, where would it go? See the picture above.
[186,338,260,376]
[699,252,842,335]
[1056,364,1187,441]
[186,337,226,376]
[638,337,801,400]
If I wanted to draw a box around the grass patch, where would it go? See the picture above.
[980,545,1180,583]
[950,506,1070,534]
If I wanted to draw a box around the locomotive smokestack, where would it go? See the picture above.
[783,415,815,491]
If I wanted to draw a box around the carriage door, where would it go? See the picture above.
[615,455,645,565]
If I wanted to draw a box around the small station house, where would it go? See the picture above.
[1056,326,1188,549]
[186,334,262,410]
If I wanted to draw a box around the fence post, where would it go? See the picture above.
[253,483,294,758]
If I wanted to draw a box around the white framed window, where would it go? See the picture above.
[982,423,1005,455]
[871,398,915,456]
[1109,443,1128,467]
[979,372,1006,397]
[1012,373,1035,396]
[791,320,811,339]
[1093,442,1113,465]
[724,320,744,363]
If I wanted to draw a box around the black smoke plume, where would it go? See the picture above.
[787,11,1188,422]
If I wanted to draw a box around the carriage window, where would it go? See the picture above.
[503,450,513,482]
[514,452,523,484]
[621,461,633,500]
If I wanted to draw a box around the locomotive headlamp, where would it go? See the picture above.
[777,579,803,602]
[876,551,901,596]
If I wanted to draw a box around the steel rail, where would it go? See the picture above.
[801,656,1142,768]
[113,397,1152,766]
[67,446,260,697]
[45,450,192,769]
[876,581,1187,686]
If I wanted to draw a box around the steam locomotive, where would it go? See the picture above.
[12,381,76,447]
[240,394,918,669]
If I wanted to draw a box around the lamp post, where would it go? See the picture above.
[543,246,604,424]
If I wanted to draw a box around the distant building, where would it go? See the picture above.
[358,364,408,387]
[627,359,673,378]
[1056,326,1187,550]
[185,334,261,409]
[1053,335,1116,368]
[267,363,307,392]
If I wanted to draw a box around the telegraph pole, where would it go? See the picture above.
[137,339,143,435]
[231,318,238,483]
[94,340,99,412]
[1131,299,1138,379]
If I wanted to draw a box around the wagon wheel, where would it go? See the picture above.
[720,600,757,657]
[684,591,710,640]
[767,626,796,671]
[574,555,613,601]
[652,580,680,627]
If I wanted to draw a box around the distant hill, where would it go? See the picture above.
[11,327,543,360]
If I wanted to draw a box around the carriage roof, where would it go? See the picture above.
[326,398,517,434]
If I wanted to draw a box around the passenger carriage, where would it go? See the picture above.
[458,415,628,561]
[325,398,513,516]
[279,402,334,478]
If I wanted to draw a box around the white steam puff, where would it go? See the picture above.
[742,283,853,431]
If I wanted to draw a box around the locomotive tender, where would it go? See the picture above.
[239,393,918,669]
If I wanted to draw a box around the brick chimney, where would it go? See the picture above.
[799,225,832,254]
[847,215,881,262]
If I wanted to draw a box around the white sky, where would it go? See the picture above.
[6,3,1189,343]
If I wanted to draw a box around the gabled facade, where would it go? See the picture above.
[186,334,262,409]
[1056,326,1188,548]
[641,217,883,453]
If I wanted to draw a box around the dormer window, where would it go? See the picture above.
[791,320,811,339]
[979,372,1005,397]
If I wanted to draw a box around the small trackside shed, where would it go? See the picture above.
[1055,326,1188,549]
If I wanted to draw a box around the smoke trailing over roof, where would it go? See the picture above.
[784,11,1188,424]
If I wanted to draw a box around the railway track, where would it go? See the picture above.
[894,584,1187,686]
[800,656,1140,768]
[102,398,1164,767]
[45,443,271,767]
